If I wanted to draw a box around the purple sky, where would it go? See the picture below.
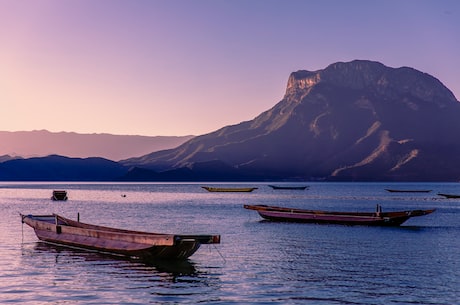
[1,0,458,136]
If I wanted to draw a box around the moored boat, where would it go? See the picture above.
[244,204,435,226]
[437,193,460,199]
[268,185,309,190]
[51,190,68,201]
[21,214,220,259]
[202,186,258,192]
[385,189,432,193]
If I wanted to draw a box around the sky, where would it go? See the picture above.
[0,0,459,137]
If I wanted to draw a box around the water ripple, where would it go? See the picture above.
[1,182,459,304]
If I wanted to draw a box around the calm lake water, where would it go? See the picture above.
[0,182,458,304]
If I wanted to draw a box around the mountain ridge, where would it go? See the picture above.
[0,155,127,181]
[0,130,194,161]
[121,60,460,181]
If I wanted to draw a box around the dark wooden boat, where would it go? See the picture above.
[244,204,435,226]
[51,190,68,201]
[21,214,220,259]
[202,186,258,192]
[385,189,432,193]
[268,185,309,190]
[437,193,460,199]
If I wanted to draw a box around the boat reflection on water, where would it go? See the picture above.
[29,241,199,277]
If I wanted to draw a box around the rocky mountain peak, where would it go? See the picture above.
[285,60,457,107]
[121,60,460,182]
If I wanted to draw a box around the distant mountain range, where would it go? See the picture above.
[121,60,460,182]
[0,130,194,161]
[0,155,126,181]
[2,60,460,181]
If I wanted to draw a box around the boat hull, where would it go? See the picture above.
[385,189,431,193]
[437,193,460,199]
[51,190,68,201]
[268,185,308,190]
[202,186,258,192]
[21,214,220,259]
[244,205,435,226]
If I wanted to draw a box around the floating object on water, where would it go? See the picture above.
[202,186,258,192]
[268,185,308,190]
[21,213,220,259]
[244,204,435,226]
[385,189,432,193]
[437,193,460,199]
[51,190,68,201]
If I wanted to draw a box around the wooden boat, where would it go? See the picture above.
[202,186,258,192]
[437,193,460,199]
[51,190,68,201]
[244,204,435,226]
[385,189,432,193]
[268,185,308,190]
[21,214,220,259]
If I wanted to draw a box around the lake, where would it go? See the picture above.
[0,182,458,304]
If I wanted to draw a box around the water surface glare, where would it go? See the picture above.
[0,182,458,304]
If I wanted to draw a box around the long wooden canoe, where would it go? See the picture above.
[268,185,308,190]
[437,193,460,199]
[385,189,432,193]
[244,204,435,226]
[202,186,258,192]
[21,214,220,259]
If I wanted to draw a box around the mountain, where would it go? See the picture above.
[0,130,194,161]
[0,155,127,181]
[121,60,460,181]
[0,155,21,163]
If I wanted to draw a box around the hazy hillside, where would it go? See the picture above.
[0,130,194,161]
[0,155,127,181]
[121,60,460,181]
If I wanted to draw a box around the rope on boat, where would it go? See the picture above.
[19,213,27,243]
[213,244,226,264]
[21,215,24,243]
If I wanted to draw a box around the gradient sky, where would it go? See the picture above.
[1,0,458,136]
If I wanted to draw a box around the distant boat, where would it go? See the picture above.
[202,186,258,192]
[51,190,68,201]
[244,204,435,226]
[268,185,308,190]
[385,189,432,193]
[437,193,460,199]
[21,214,220,260]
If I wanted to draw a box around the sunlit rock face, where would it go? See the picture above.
[122,60,460,182]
